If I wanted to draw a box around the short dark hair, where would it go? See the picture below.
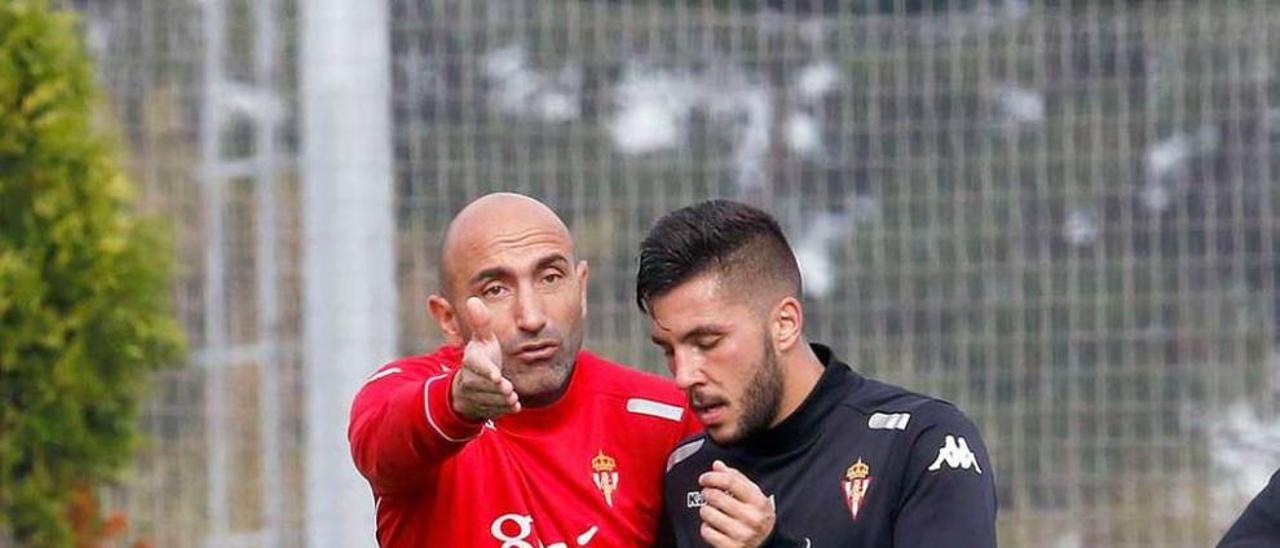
[636,200,802,313]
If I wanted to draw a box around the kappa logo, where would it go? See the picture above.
[686,491,706,508]
[688,490,772,511]
[927,435,982,474]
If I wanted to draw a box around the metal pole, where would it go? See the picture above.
[301,0,393,546]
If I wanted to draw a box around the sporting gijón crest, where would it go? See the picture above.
[592,450,619,507]
[842,458,872,520]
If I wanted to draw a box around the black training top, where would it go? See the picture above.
[659,344,998,548]
[1219,469,1280,547]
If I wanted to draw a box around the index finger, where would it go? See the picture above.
[699,460,768,506]
[464,297,495,341]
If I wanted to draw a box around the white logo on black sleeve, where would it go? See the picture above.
[927,435,982,474]
[686,491,706,508]
[868,412,911,430]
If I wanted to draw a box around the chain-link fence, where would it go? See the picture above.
[68,1,1280,547]
[73,0,305,545]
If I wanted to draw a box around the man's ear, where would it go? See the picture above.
[771,296,804,352]
[576,260,590,320]
[428,294,464,345]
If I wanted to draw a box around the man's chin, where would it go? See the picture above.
[510,368,572,405]
[707,424,744,446]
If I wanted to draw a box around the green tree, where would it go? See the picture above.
[0,1,185,545]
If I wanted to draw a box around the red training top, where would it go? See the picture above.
[349,345,700,547]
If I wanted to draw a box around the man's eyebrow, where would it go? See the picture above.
[467,253,569,287]
[468,266,511,287]
[534,253,570,271]
[680,326,726,342]
[652,325,726,346]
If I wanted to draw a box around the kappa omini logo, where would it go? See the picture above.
[842,458,872,520]
[927,435,982,474]
[591,450,619,507]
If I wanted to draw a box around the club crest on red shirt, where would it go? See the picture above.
[592,450,619,507]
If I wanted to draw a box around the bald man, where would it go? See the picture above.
[348,193,699,547]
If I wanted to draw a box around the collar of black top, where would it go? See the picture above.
[735,343,863,458]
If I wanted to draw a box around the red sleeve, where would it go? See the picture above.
[347,360,484,493]
[678,401,702,438]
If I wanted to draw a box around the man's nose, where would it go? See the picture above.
[671,351,704,390]
[513,288,547,334]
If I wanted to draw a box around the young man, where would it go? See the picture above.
[349,193,699,547]
[638,200,997,547]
